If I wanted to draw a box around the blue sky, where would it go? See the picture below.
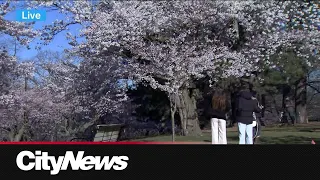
[3,6,84,61]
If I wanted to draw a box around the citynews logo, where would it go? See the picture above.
[16,151,129,175]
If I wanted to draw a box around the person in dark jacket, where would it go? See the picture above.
[235,86,262,144]
[208,91,231,144]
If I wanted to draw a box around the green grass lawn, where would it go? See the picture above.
[131,122,320,144]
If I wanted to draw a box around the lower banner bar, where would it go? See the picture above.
[0,143,318,178]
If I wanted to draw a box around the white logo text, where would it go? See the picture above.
[16,151,129,175]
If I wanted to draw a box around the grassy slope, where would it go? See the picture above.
[131,122,320,144]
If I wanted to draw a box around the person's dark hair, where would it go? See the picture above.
[212,92,227,111]
[240,82,250,91]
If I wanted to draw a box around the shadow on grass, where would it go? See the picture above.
[129,136,320,144]
[122,134,169,142]
[298,129,316,132]
[222,134,320,144]
[258,136,320,144]
[254,127,320,134]
[228,136,239,142]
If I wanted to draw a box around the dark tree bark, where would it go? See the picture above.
[169,93,177,142]
[176,88,202,136]
[295,76,308,124]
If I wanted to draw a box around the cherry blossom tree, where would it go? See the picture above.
[1,1,38,46]
[32,49,129,140]
[31,0,129,121]
[0,85,71,141]
[0,50,16,93]
[29,0,319,137]
[74,1,320,136]
[0,57,67,141]
[60,1,248,136]
[0,1,41,141]
[32,51,81,140]
[27,1,320,139]
[0,11,126,141]
[1,0,38,94]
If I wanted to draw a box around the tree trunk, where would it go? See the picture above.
[230,92,236,127]
[261,94,266,118]
[282,86,286,111]
[170,110,175,142]
[281,86,288,123]
[176,88,202,136]
[6,77,30,142]
[169,93,177,142]
[295,76,308,124]
[169,94,176,142]
[6,125,26,142]
[14,125,25,142]
[8,129,15,142]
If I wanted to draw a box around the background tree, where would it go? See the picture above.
[0,0,315,142]
[30,0,319,137]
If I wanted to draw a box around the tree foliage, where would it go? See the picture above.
[0,0,319,140]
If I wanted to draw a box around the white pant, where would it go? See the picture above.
[211,118,227,144]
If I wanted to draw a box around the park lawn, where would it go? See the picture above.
[131,122,320,144]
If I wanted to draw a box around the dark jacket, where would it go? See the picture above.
[206,96,231,120]
[235,91,261,124]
